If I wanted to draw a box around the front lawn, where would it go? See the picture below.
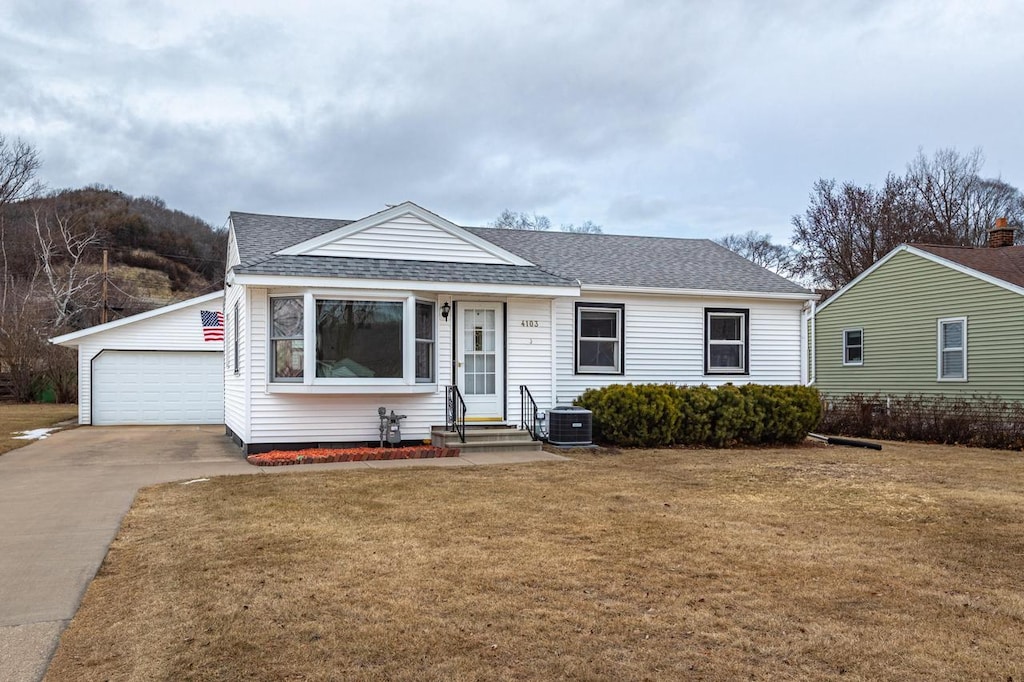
[0,402,78,456]
[47,442,1023,680]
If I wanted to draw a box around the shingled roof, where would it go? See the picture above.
[229,210,811,295]
[911,244,1024,289]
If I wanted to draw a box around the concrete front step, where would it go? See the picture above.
[431,428,542,452]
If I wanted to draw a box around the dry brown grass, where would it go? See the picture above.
[47,442,1023,681]
[0,402,78,455]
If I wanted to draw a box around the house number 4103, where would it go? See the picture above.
[520,320,539,328]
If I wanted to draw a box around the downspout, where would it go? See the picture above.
[809,298,817,386]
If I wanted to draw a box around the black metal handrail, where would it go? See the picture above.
[520,384,540,441]
[446,384,466,443]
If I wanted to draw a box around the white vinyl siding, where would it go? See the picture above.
[306,214,511,264]
[72,296,224,425]
[554,295,803,406]
[507,298,554,426]
[938,317,967,381]
[224,284,247,441]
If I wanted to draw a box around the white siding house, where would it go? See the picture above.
[222,202,815,453]
[51,292,225,425]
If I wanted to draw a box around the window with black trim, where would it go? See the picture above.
[843,328,863,366]
[270,297,304,381]
[704,308,749,375]
[575,303,624,374]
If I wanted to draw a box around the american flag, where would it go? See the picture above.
[201,310,224,341]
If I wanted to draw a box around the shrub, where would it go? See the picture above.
[819,393,1024,450]
[574,383,821,448]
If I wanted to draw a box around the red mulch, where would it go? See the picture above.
[246,445,460,467]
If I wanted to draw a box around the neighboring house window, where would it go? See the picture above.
[705,308,749,375]
[233,300,240,374]
[938,317,967,381]
[270,297,304,381]
[316,300,403,378]
[415,300,435,383]
[843,328,863,366]
[575,303,624,374]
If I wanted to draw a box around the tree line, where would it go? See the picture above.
[718,148,1024,289]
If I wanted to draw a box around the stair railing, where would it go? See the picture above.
[519,384,540,441]
[446,384,466,443]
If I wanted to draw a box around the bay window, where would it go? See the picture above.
[269,294,437,387]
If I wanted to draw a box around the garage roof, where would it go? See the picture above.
[50,291,224,346]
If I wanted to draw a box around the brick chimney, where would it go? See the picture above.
[987,217,1015,248]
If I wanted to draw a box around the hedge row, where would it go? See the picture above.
[820,393,1024,450]
[573,383,821,447]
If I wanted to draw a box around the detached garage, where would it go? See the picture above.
[51,291,225,426]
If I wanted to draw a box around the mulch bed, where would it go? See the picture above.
[246,445,460,467]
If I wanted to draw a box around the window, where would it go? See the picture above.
[938,317,967,381]
[415,300,435,383]
[270,297,304,381]
[233,300,240,374]
[575,303,624,374]
[843,328,863,366]
[705,308,749,375]
[316,300,402,378]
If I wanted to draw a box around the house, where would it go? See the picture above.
[812,218,1024,401]
[223,202,815,453]
[50,291,225,425]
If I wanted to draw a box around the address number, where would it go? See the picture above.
[520,320,540,328]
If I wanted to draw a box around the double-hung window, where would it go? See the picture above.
[415,301,435,382]
[938,317,967,381]
[575,303,624,374]
[270,297,304,381]
[705,308,749,375]
[843,328,863,366]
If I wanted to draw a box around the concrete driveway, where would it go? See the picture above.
[0,425,566,681]
[0,425,251,682]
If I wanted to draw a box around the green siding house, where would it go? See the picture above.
[813,231,1024,402]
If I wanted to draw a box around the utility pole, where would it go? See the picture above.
[101,249,108,324]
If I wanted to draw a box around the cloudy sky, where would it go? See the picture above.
[1,0,1021,241]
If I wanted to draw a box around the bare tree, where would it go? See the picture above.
[491,209,551,230]
[715,230,794,276]
[0,134,42,207]
[561,220,603,234]
[33,206,102,328]
[791,175,926,289]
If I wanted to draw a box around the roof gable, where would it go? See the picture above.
[275,202,533,266]
[816,244,1024,315]
[50,291,224,346]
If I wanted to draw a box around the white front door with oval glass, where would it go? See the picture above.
[455,303,504,422]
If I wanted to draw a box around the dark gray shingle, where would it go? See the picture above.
[229,210,810,295]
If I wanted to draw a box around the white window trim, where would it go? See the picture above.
[269,295,305,383]
[842,328,863,366]
[575,304,623,374]
[705,309,748,375]
[415,299,436,384]
[269,292,438,389]
[233,300,240,374]
[937,316,967,382]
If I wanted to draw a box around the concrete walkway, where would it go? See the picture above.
[0,425,565,682]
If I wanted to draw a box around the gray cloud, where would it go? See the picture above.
[1,0,1022,241]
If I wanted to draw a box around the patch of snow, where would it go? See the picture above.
[180,478,210,485]
[12,427,60,440]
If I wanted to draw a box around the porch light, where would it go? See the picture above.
[440,301,451,321]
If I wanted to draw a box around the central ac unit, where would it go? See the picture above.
[547,406,592,446]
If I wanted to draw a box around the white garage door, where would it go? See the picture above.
[92,351,224,425]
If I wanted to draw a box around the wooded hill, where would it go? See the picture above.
[2,186,226,329]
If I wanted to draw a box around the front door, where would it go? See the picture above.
[455,302,504,422]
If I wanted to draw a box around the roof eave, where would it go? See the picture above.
[580,283,817,301]
[230,272,580,298]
